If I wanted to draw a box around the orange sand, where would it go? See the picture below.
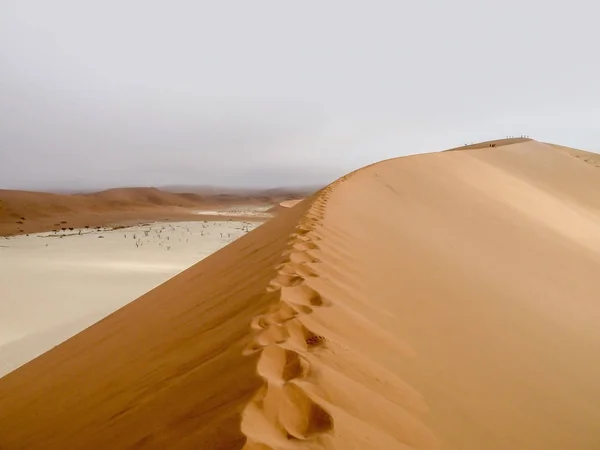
[1,139,600,449]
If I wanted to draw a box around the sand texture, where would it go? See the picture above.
[2,139,600,449]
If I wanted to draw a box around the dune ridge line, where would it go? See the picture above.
[240,189,333,449]
[239,173,438,449]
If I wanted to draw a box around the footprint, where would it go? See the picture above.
[298,220,318,229]
[270,274,304,288]
[242,340,265,356]
[274,263,296,274]
[292,264,318,278]
[293,228,311,236]
[290,252,320,264]
[280,284,328,307]
[278,383,333,439]
[241,395,288,447]
[292,241,319,251]
[256,323,289,346]
[282,301,313,316]
[251,315,271,330]
[257,345,308,383]
[270,302,299,323]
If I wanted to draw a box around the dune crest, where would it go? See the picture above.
[2,139,600,449]
[240,182,438,449]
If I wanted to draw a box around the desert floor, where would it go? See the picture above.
[0,216,262,377]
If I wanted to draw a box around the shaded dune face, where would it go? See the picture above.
[2,139,600,449]
[0,199,314,449]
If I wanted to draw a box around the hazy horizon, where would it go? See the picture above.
[24,183,324,195]
[2,1,600,190]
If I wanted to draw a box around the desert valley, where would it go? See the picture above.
[0,187,300,377]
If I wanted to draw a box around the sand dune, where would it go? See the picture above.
[0,187,282,236]
[0,187,203,236]
[81,187,206,207]
[2,139,600,449]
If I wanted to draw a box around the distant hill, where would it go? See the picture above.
[80,187,203,207]
[0,186,287,236]
[159,184,321,200]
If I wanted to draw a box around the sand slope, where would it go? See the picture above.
[2,140,600,449]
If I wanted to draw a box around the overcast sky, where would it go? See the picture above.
[1,1,599,191]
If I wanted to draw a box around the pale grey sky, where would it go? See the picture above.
[1,1,599,190]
